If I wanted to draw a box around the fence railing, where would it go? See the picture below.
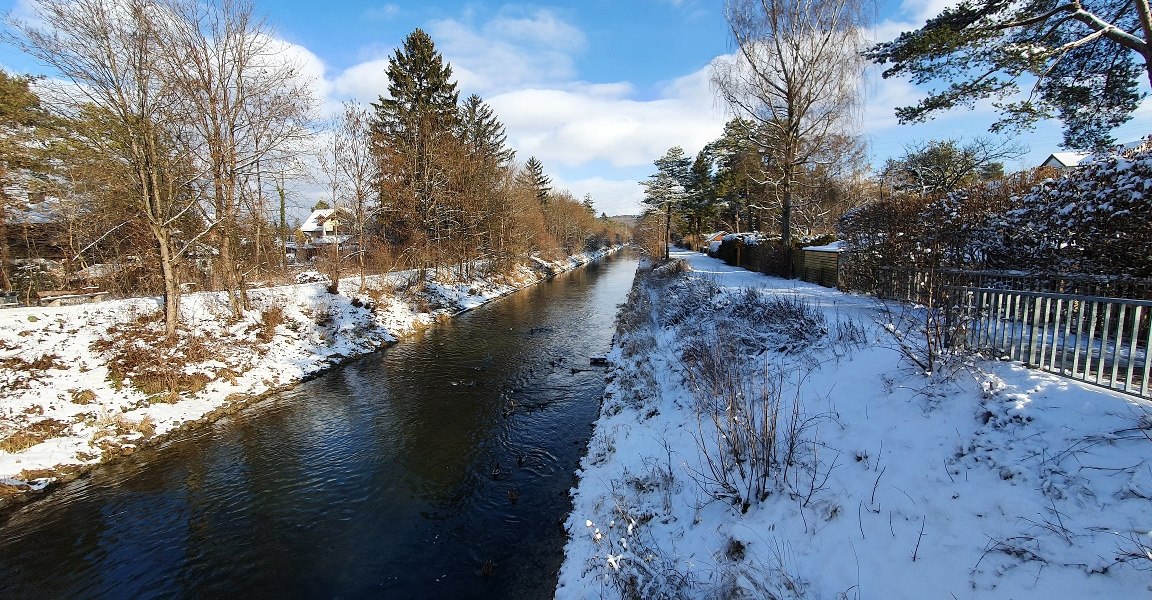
[870,267,1152,305]
[950,286,1152,398]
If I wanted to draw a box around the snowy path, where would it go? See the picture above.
[556,249,1152,599]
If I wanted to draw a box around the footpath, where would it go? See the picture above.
[556,249,1152,599]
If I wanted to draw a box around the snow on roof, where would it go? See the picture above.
[299,209,335,233]
[1040,152,1089,168]
[803,240,843,252]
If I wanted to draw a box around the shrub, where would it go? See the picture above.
[256,305,285,342]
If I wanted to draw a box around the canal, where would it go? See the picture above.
[0,251,639,599]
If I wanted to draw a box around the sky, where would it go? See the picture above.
[1,0,1150,218]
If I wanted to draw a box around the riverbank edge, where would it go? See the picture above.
[0,246,624,515]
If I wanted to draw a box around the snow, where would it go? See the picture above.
[556,249,1152,598]
[803,240,843,252]
[0,247,620,494]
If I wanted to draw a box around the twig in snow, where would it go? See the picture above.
[912,515,926,562]
[857,501,865,540]
[869,465,886,511]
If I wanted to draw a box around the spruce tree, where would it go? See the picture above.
[371,28,460,250]
[373,28,459,146]
[516,156,551,205]
[458,94,514,168]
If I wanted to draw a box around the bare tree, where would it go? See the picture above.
[6,0,211,337]
[335,102,379,290]
[881,137,1026,197]
[162,0,314,316]
[713,0,867,264]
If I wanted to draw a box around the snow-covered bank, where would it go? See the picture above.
[557,249,1151,598]
[0,247,621,508]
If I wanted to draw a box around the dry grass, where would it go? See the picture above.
[0,418,70,453]
[92,309,225,398]
[71,389,97,404]
[93,412,156,440]
[0,353,65,391]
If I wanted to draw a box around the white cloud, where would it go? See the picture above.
[312,7,727,214]
[490,59,726,172]
[429,8,585,95]
[553,176,645,218]
[330,58,391,104]
[899,0,964,25]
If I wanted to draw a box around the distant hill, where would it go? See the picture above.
[606,215,637,228]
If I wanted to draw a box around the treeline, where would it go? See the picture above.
[634,118,867,262]
[840,139,1152,288]
[0,0,626,336]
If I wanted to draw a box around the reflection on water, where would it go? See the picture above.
[0,251,638,599]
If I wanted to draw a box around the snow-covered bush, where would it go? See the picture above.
[1006,139,1152,277]
[676,289,832,512]
[840,137,1152,286]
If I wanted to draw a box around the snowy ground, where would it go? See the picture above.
[0,248,618,505]
[556,249,1152,599]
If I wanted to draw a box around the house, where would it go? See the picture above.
[1039,152,1089,170]
[1040,139,1150,170]
[702,231,727,253]
[299,208,353,243]
[288,208,357,263]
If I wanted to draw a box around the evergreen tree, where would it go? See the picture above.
[641,146,691,260]
[457,94,514,168]
[866,0,1149,151]
[709,119,766,233]
[516,156,551,204]
[582,194,595,216]
[371,28,460,253]
[681,149,717,244]
[0,70,56,292]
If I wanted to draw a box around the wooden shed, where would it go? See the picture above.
[798,242,842,288]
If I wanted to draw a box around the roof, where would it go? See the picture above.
[300,209,335,233]
[803,241,843,253]
[1040,152,1089,169]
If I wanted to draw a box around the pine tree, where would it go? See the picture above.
[641,146,691,261]
[710,119,767,233]
[516,156,551,205]
[0,70,56,292]
[681,149,717,245]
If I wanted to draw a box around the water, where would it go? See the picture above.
[0,252,638,599]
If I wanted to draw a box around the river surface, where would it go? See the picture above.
[0,251,638,599]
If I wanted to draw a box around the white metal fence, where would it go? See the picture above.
[951,287,1152,398]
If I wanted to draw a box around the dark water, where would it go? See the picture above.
[0,252,638,599]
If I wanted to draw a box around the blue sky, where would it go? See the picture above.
[2,0,1149,217]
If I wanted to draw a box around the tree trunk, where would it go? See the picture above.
[1136,0,1152,88]
[663,203,672,261]
[780,162,795,278]
[151,224,180,339]
[0,195,10,292]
